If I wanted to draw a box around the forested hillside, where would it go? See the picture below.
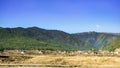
[0,27,91,51]
[103,38,120,51]
[0,27,120,51]
[72,32,120,48]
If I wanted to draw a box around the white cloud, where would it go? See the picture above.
[96,24,100,28]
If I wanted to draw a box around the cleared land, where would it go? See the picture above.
[0,54,120,68]
[25,55,120,67]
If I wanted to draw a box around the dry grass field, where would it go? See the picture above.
[0,54,120,68]
[23,54,120,68]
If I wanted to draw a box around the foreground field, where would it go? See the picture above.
[25,55,120,67]
[0,54,120,68]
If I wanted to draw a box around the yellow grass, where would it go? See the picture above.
[24,55,120,68]
[0,54,120,68]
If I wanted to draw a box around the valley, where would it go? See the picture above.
[0,27,120,68]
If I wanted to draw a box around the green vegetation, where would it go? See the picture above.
[103,38,120,51]
[0,27,120,51]
[72,32,119,48]
[0,27,91,51]
[0,37,60,50]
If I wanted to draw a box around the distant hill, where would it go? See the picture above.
[0,27,120,51]
[72,31,120,49]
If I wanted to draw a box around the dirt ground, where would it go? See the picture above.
[0,54,120,68]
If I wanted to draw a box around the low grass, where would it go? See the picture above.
[24,54,120,68]
[0,54,120,68]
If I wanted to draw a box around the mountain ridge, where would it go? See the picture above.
[0,27,91,51]
[0,27,120,51]
[72,31,120,48]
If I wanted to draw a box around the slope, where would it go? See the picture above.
[0,27,91,51]
[72,32,120,48]
[103,38,120,51]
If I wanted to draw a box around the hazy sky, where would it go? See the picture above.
[0,0,120,33]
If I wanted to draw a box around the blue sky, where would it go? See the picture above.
[0,0,120,33]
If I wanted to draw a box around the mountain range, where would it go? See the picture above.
[0,27,120,51]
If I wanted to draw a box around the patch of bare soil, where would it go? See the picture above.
[0,55,32,64]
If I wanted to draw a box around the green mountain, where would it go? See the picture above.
[103,38,120,51]
[0,27,120,51]
[0,27,91,51]
[72,32,120,48]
